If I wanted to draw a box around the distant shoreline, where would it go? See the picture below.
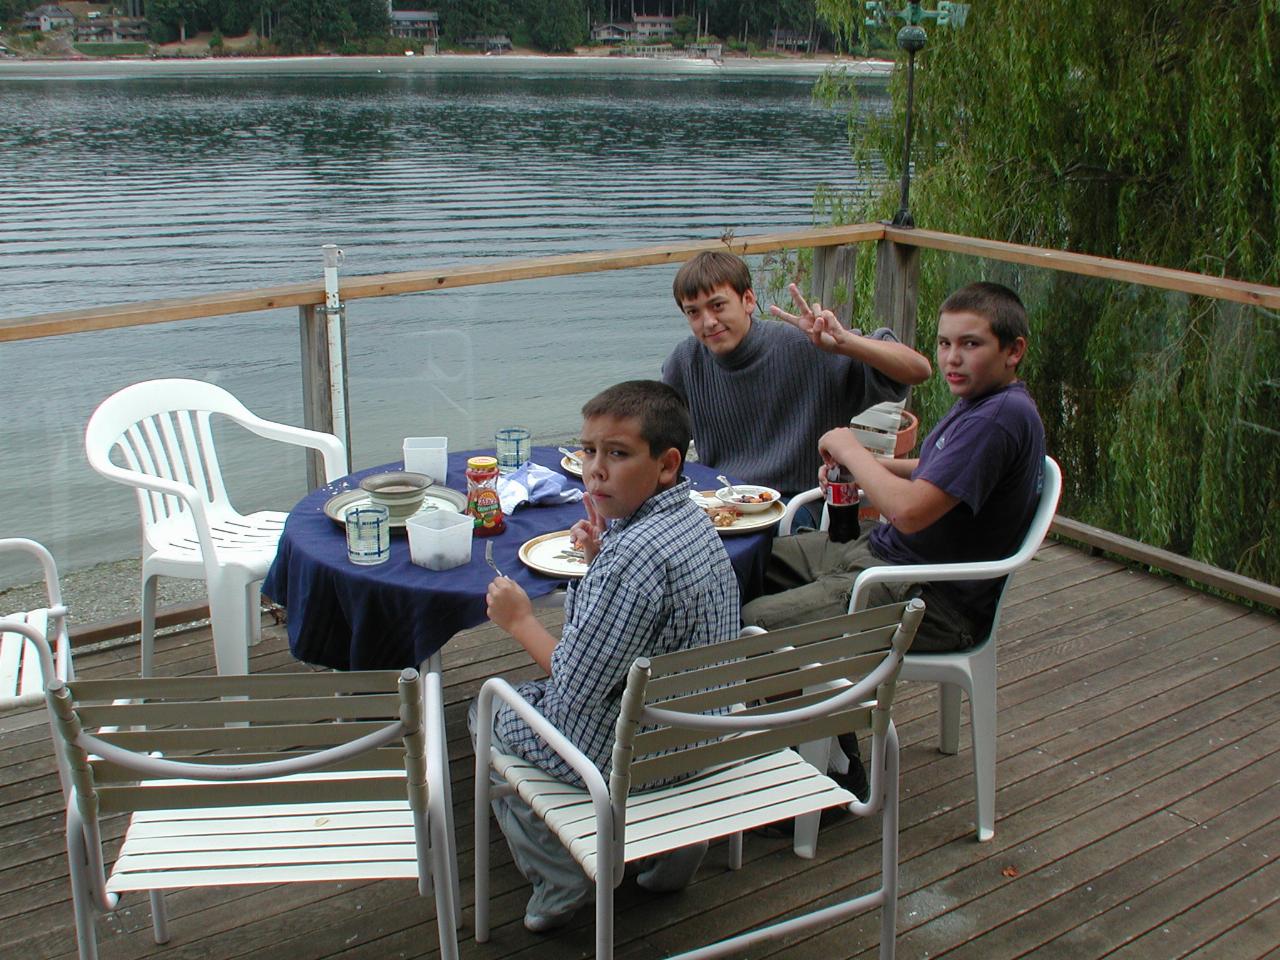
[0,52,894,81]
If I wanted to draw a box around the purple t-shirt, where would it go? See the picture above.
[870,381,1045,624]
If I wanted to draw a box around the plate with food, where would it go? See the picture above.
[714,484,782,514]
[323,486,468,529]
[693,491,786,535]
[518,530,590,578]
[559,449,585,477]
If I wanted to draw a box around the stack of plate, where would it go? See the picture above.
[359,471,433,523]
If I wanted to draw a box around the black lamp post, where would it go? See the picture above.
[892,6,928,228]
[864,2,967,227]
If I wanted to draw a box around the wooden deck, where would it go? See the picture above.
[3,539,1277,959]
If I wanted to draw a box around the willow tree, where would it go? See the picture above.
[817,0,1279,586]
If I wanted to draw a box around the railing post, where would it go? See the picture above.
[873,237,921,348]
[812,243,858,328]
[298,244,352,489]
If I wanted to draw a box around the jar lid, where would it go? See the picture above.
[467,456,499,470]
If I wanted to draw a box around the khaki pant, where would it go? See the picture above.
[741,529,984,653]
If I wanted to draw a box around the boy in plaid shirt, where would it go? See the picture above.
[477,380,739,932]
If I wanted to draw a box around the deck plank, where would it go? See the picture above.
[2,541,1276,960]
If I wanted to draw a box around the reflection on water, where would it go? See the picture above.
[0,71,887,581]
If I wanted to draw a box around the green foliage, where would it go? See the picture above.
[73,41,151,55]
[525,0,585,52]
[818,0,1280,588]
[439,0,509,43]
[673,13,696,45]
[146,0,206,42]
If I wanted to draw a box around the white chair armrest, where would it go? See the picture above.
[781,487,826,536]
[475,677,610,800]
[0,538,63,609]
[850,558,1019,612]
[237,415,349,484]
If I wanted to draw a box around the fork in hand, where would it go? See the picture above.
[485,540,505,579]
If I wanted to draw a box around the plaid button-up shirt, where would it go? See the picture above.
[495,478,739,786]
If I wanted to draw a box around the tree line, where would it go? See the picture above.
[124,0,840,54]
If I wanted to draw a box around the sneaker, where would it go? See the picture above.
[636,841,708,892]
[522,888,590,934]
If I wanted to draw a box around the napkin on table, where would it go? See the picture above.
[497,461,584,515]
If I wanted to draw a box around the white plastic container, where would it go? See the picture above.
[403,437,448,482]
[406,510,473,571]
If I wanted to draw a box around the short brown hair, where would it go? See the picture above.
[940,282,1029,351]
[672,251,753,305]
[581,380,691,469]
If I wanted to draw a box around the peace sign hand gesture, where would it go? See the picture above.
[569,493,607,565]
[769,282,847,352]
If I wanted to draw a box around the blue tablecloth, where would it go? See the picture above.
[263,447,773,671]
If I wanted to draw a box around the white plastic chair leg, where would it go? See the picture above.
[66,823,100,960]
[149,890,170,943]
[207,590,250,676]
[139,573,158,678]
[728,832,743,870]
[793,737,834,859]
[878,727,900,960]
[969,654,998,843]
[247,581,263,647]
[595,866,614,960]
[474,762,492,943]
[429,811,460,960]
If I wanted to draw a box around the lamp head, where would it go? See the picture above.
[897,24,927,52]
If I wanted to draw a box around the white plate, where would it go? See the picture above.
[324,487,467,529]
[693,491,786,535]
[560,453,584,477]
[519,530,590,578]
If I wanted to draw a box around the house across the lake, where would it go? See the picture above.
[22,3,74,31]
[22,2,147,42]
[590,15,677,45]
[389,9,439,42]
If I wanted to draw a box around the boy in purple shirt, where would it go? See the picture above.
[742,281,1046,654]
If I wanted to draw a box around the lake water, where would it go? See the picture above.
[0,62,888,584]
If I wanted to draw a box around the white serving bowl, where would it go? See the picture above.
[715,484,782,514]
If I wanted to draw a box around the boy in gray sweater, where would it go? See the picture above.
[661,251,931,498]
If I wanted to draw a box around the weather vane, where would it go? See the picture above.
[864,2,969,227]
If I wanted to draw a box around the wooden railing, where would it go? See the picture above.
[6,222,1278,636]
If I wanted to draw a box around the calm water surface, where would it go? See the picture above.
[0,68,887,582]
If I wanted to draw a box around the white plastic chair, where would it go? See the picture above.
[781,456,1063,841]
[474,600,925,960]
[84,379,347,676]
[1,537,72,713]
[46,665,460,960]
[849,398,908,458]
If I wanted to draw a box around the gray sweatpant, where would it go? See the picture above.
[741,529,984,652]
[468,697,707,922]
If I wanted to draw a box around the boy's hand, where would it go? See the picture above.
[486,576,533,633]
[818,427,871,491]
[769,283,848,353]
[569,494,607,564]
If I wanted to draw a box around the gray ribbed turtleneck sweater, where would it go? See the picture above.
[662,318,907,496]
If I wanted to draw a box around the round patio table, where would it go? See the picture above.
[262,446,774,671]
